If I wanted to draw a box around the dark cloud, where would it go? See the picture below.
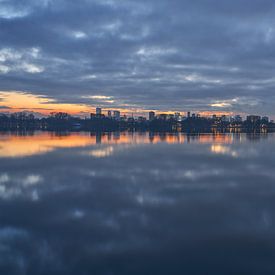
[0,106,10,109]
[0,0,275,116]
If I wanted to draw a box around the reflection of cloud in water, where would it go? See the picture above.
[0,173,43,199]
[0,133,274,274]
[0,173,9,184]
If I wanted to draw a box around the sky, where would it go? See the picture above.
[0,0,275,117]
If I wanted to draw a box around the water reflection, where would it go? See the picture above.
[210,144,239,157]
[0,131,270,157]
[0,132,275,274]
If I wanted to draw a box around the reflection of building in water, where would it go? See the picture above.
[246,133,268,141]
[149,132,155,143]
[1,131,270,158]
[113,131,120,140]
[96,132,102,144]
[210,144,238,157]
[159,133,167,142]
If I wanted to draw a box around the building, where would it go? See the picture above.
[262,116,269,123]
[168,114,175,120]
[107,110,112,119]
[234,115,242,123]
[187,111,191,118]
[221,115,229,122]
[96,107,102,116]
[247,115,261,124]
[149,111,155,121]
[113,110,121,120]
[138,116,146,122]
[121,115,127,121]
[159,114,167,120]
[174,112,181,121]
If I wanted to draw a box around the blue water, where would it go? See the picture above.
[0,132,274,274]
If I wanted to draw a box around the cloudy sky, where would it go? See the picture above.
[0,0,275,117]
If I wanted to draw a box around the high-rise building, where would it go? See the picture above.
[149,111,155,121]
[234,115,242,123]
[113,110,120,120]
[96,107,102,116]
[174,112,181,121]
[221,115,229,122]
[247,115,261,124]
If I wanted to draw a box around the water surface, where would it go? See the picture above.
[0,131,275,274]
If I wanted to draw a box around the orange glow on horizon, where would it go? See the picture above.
[0,91,90,115]
[0,91,248,118]
[0,91,154,117]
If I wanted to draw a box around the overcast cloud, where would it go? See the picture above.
[0,0,275,115]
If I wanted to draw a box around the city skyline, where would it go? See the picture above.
[0,91,273,120]
[1,1,275,118]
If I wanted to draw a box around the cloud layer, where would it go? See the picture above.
[0,0,275,115]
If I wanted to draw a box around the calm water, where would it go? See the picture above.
[0,131,275,274]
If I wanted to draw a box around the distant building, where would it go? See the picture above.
[96,107,102,116]
[221,115,229,122]
[121,115,127,121]
[174,112,181,121]
[127,117,135,122]
[234,115,242,123]
[149,111,155,121]
[159,114,167,120]
[192,113,196,119]
[138,116,146,122]
[107,110,112,119]
[113,110,121,120]
[247,115,261,124]
[262,116,269,123]
[168,114,174,120]
[187,111,191,118]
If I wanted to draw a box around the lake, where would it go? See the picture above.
[0,131,275,274]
